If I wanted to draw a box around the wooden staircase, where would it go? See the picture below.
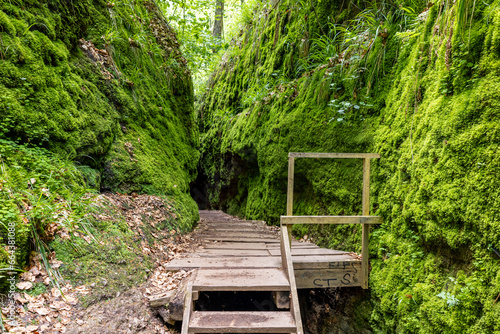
[182,266,302,333]
[168,152,382,333]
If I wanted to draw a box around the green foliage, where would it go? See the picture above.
[200,0,500,332]
[0,139,93,290]
[0,0,199,207]
[0,0,201,294]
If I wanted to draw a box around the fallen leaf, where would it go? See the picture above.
[26,325,38,332]
[20,272,35,282]
[16,281,33,290]
[50,301,71,311]
[35,307,50,315]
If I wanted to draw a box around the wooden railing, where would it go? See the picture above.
[280,152,382,289]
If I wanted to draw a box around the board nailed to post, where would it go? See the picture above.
[281,152,382,289]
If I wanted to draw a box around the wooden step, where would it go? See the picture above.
[205,237,280,243]
[202,232,278,239]
[188,311,296,333]
[198,249,270,257]
[193,268,290,291]
[203,242,268,249]
[165,256,281,270]
[268,248,348,256]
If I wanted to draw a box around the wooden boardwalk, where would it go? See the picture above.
[164,210,362,333]
[166,211,362,290]
[162,152,382,333]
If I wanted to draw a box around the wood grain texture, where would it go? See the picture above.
[193,268,290,291]
[362,158,371,289]
[181,273,195,334]
[281,225,304,334]
[289,152,381,159]
[295,268,361,289]
[188,311,296,333]
[280,215,383,225]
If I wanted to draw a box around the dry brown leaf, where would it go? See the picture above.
[20,272,35,282]
[26,325,39,332]
[35,307,51,315]
[16,281,33,290]
[51,287,61,298]
[13,293,28,304]
[50,301,71,311]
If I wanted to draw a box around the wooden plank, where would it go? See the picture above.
[180,273,195,334]
[281,225,303,334]
[268,248,348,256]
[201,232,278,239]
[201,222,257,227]
[188,311,296,333]
[197,249,270,257]
[361,157,370,290]
[289,152,381,159]
[280,215,383,225]
[292,254,361,269]
[273,291,290,309]
[193,268,290,291]
[287,156,295,217]
[148,290,174,307]
[204,237,280,243]
[286,156,295,247]
[166,255,360,271]
[295,268,362,289]
[267,242,319,248]
[203,242,268,249]
[164,257,282,270]
[201,228,263,233]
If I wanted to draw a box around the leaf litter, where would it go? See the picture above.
[2,193,199,333]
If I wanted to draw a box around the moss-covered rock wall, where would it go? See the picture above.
[0,0,199,291]
[199,0,500,332]
[0,0,199,198]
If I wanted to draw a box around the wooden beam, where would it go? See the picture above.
[181,273,195,334]
[361,158,370,289]
[280,215,382,225]
[149,290,174,307]
[281,225,303,334]
[286,156,295,247]
[295,268,362,289]
[289,152,380,159]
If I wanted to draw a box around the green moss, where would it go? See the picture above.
[0,0,199,211]
[200,0,500,332]
[0,0,200,294]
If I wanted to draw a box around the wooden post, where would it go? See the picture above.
[181,273,195,334]
[361,158,370,289]
[281,224,304,334]
[286,156,295,246]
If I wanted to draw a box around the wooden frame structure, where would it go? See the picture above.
[280,152,382,290]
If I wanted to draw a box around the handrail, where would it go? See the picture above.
[281,215,383,225]
[289,152,381,159]
[281,152,382,289]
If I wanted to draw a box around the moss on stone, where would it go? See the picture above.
[0,0,199,294]
[200,0,500,331]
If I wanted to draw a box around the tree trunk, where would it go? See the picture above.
[212,0,224,39]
